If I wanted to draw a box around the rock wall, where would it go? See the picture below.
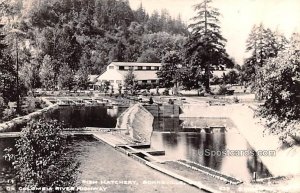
[0,104,59,132]
[116,104,154,144]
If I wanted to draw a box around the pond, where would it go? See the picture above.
[70,135,202,193]
[0,136,202,193]
[0,106,126,192]
[7,106,127,132]
[44,106,126,128]
[151,117,272,182]
[0,106,272,192]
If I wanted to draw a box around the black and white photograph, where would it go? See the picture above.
[0,0,299,192]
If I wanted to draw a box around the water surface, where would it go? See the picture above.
[151,117,272,182]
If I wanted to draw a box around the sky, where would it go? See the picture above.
[128,0,300,65]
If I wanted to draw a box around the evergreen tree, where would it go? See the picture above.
[184,0,229,92]
[157,51,182,89]
[0,24,7,53]
[39,55,55,90]
[57,64,74,90]
[255,33,300,145]
[147,11,161,33]
[19,58,40,95]
[124,68,136,94]
[134,3,148,23]
[1,0,190,96]
[137,49,160,63]
[0,24,18,103]
[243,24,288,91]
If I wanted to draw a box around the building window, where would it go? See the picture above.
[151,80,157,83]
[154,67,159,70]
[146,66,151,70]
[119,66,124,70]
[142,80,147,83]
[109,66,114,70]
[116,80,122,84]
[124,66,133,70]
[138,66,143,70]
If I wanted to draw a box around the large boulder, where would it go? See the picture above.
[116,104,154,144]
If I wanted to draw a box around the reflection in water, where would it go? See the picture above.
[1,107,272,185]
[10,106,126,132]
[151,118,272,182]
[44,106,126,128]
[0,106,121,191]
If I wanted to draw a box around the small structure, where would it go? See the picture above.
[96,62,161,88]
[87,75,100,90]
[211,66,239,78]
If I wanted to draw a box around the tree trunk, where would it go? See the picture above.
[205,63,210,93]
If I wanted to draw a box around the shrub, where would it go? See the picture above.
[168,99,174,104]
[21,98,47,115]
[233,96,240,103]
[163,88,169,96]
[149,97,154,104]
[211,75,223,85]
[87,91,93,97]
[2,107,17,121]
[217,84,229,95]
[4,119,80,189]
[0,97,6,120]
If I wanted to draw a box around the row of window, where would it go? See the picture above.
[102,80,158,84]
[108,66,160,71]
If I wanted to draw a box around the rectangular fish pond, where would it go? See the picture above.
[151,117,273,183]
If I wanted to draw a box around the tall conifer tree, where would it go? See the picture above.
[184,0,229,92]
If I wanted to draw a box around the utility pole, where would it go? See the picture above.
[15,34,20,113]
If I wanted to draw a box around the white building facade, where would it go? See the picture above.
[96,62,162,89]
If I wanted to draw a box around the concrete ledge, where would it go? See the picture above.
[177,160,243,185]
[146,162,222,193]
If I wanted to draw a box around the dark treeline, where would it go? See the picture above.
[1,0,188,91]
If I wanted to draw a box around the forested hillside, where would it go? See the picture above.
[1,0,188,90]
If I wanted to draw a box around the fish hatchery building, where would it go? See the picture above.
[96,62,162,88]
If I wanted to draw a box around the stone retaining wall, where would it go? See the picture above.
[0,104,59,132]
